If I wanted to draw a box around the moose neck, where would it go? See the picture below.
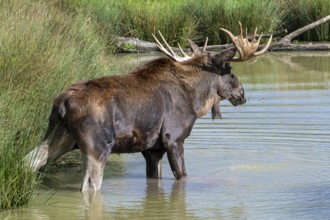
[174,57,221,118]
[191,71,221,118]
[131,56,221,119]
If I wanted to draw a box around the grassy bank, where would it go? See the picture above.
[70,0,285,45]
[68,0,329,45]
[1,0,329,210]
[283,0,330,41]
[0,0,111,210]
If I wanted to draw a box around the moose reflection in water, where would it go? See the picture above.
[25,23,272,191]
[82,179,196,220]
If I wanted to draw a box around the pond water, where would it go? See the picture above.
[2,51,330,219]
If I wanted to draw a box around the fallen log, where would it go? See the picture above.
[269,42,330,51]
[116,37,158,53]
[278,15,330,45]
[116,15,330,53]
[116,37,330,53]
[270,15,330,51]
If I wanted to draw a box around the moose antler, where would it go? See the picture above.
[152,31,192,62]
[220,22,272,61]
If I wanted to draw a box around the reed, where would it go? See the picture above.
[76,0,285,45]
[283,0,330,41]
[0,0,111,209]
[73,0,287,45]
[58,0,329,45]
[71,0,199,45]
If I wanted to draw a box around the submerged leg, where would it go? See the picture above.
[81,154,108,191]
[166,141,187,180]
[79,130,113,191]
[142,150,166,178]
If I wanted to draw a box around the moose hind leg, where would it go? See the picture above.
[142,150,166,178]
[79,129,113,191]
[81,154,107,192]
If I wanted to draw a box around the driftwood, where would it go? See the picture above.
[269,43,330,51]
[278,15,330,45]
[116,37,159,53]
[116,16,330,53]
[270,15,330,51]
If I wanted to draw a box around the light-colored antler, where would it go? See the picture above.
[152,31,192,62]
[202,37,208,52]
[220,22,272,61]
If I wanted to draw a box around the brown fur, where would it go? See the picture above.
[26,50,246,191]
[55,56,207,121]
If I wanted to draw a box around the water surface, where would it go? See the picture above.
[2,52,330,219]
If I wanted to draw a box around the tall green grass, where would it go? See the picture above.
[68,0,199,46]
[63,0,329,45]
[283,0,330,41]
[75,0,285,45]
[0,0,111,209]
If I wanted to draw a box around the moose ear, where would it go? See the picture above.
[211,47,236,66]
[188,39,202,56]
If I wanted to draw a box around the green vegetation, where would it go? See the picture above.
[71,0,284,45]
[122,44,137,51]
[0,0,111,210]
[0,0,329,210]
[66,0,329,45]
[283,0,330,41]
[0,147,39,209]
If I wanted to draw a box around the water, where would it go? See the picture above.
[2,52,330,219]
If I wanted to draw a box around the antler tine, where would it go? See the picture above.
[152,33,176,59]
[152,31,192,62]
[253,27,257,42]
[177,43,191,58]
[157,31,178,58]
[254,34,273,56]
[255,32,263,47]
[238,21,243,39]
[245,27,249,47]
[220,27,244,60]
[202,37,208,52]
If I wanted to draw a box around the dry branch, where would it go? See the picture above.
[116,16,330,53]
[279,15,330,45]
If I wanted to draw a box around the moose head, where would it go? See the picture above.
[153,22,272,108]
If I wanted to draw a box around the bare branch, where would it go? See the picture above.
[279,15,330,45]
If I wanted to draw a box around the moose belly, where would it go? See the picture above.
[112,129,161,154]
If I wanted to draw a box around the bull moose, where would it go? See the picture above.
[25,23,272,191]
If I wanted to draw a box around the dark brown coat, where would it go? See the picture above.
[26,52,245,191]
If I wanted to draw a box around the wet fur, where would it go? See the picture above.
[54,57,214,153]
[26,54,245,191]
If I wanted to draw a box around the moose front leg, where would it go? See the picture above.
[142,150,166,178]
[166,141,187,180]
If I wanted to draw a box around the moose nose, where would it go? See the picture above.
[241,96,246,104]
